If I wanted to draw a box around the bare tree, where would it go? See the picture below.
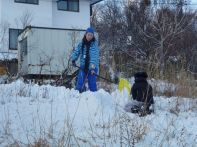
[0,22,12,78]
[123,0,197,77]
[0,21,10,52]
[92,0,126,77]
[92,0,197,79]
[141,8,194,76]
[15,10,33,29]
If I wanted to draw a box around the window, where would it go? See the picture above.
[15,0,39,5]
[57,0,79,12]
[9,29,22,50]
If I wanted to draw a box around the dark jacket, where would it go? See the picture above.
[131,77,154,106]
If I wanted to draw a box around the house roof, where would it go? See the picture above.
[90,0,103,5]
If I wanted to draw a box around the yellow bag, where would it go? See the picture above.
[118,78,131,93]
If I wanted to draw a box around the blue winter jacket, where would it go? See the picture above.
[71,40,99,70]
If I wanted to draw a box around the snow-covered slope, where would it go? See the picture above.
[0,79,197,146]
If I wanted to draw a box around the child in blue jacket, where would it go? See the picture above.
[71,27,99,93]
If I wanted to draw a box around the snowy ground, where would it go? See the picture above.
[0,79,197,146]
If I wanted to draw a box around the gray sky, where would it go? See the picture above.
[190,0,197,10]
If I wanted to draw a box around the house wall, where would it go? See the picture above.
[0,0,53,52]
[52,0,90,29]
[0,0,91,52]
[1,0,53,29]
[0,0,5,52]
[0,0,2,23]
[1,0,91,29]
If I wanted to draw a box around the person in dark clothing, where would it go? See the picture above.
[71,27,99,93]
[124,72,154,115]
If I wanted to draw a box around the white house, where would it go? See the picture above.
[0,0,102,76]
[0,0,102,52]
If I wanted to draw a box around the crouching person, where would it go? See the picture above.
[124,72,154,116]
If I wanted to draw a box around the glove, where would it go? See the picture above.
[72,60,76,67]
[90,64,96,75]
[90,70,95,75]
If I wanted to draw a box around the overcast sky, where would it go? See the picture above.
[189,0,197,10]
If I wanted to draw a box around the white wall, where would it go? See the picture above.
[52,0,90,29]
[0,0,91,52]
[1,0,91,30]
[1,0,53,29]
[0,0,53,52]
[0,0,2,23]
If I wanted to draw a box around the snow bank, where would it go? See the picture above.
[0,79,197,146]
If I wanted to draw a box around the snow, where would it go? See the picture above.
[0,75,7,84]
[0,52,17,60]
[0,79,197,146]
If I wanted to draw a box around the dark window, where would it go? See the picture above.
[9,29,22,50]
[15,0,39,5]
[57,0,79,12]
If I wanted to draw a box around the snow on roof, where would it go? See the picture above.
[0,52,17,61]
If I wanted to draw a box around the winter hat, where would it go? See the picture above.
[134,72,148,79]
[86,27,94,34]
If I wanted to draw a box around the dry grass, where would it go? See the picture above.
[174,71,197,98]
[29,138,50,147]
[146,60,197,98]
